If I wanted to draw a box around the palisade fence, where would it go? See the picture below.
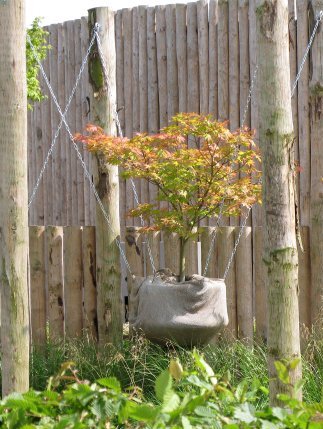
[29,225,311,345]
[26,0,321,344]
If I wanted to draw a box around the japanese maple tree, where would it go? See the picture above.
[75,113,261,281]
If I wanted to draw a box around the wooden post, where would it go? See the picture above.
[0,0,30,396]
[88,8,123,346]
[256,0,301,402]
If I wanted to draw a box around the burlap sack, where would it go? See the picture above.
[129,274,228,346]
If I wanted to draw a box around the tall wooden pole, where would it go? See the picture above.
[88,8,123,346]
[0,0,30,395]
[256,0,301,403]
[309,0,323,329]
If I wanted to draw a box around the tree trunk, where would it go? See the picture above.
[0,0,30,396]
[88,8,123,346]
[309,0,323,331]
[179,237,188,282]
[256,0,302,403]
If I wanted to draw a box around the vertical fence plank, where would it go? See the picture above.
[298,227,311,328]
[166,4,179,120]
[147,7,160,209]
[81,17,92,226]
[82,226,97,338]
[49,25,59,226]
[164,232,180,276]
[46,226,64,339]
[200,227,219,278]
[197,0,209,115]
[27,106,33,225]
[235,227,253,343]
[217,227,237,337]
[58,23,67,226]
[34,102,45,225]
[253,227,267,341]
[156,5,168,128]
[139,6,150,213]
[187,2,199,121]
[115,10,126,236]
[41,30,53,226]
[176,4,187,113]
[29,227,46,345]
[123,9,134,226]
[249,0,262,227]
[29,104,36,225]
[74,19,85,226]
[64,227,83,337]
[209,0,218,119]
[239,0,250,128]
[145,231,161,276]
[186,235,198,277]
[297,0,310,226]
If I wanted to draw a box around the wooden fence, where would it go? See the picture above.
[29,225,312,345]
[27,0,319,230]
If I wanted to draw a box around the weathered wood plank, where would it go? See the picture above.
[197,0,209,115]
[253,227,267,342]
[166,4,179,120]
[46,226,64,339]
[64,227,83,337]
[200,227,219,279]
[29,227,46,345]
[187,2,199,119]
[176,4,187,113]
[209,0,218,119]
[82,226,98,338]
[156,5,168,128]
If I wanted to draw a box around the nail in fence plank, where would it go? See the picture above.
[253,227,267,342]
[197,0,209,115]
[166,4,179,120]
[176,4,187,113]
[64,227,83,337]
[156,5,168,128]
[82,226,97,338]
[296,0,310,226]
[298,227,311,328]
[74,19,85,226]
[187,2,199,120]
[46,226,64,339]
[29,227,46,345]
[123,9,134,226]
[115,10,126,237]
[147,6,160,211]
[217,227,237,337]
[200,227,219,279]
[235,226,253,343]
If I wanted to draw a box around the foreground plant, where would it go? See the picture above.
[76,113,261,281]
[1,352,322,428]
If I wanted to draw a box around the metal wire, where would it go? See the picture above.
[94,24,157,274]
[27,28,132,274]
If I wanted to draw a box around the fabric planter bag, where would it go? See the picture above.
[129,274,229,346]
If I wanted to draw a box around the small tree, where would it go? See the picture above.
[76,113,261,281]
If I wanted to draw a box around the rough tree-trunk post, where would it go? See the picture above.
[309,0,323,330]
[0,0,30,395]
[256,0,302,403]
[88,8,123,346]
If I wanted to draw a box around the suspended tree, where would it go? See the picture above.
[256,0,302,403]
[0,0,30,396]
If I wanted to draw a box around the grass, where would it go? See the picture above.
[28,330,323,406]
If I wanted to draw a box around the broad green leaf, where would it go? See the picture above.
[162,390,180,413]
[272,407,288,421]
[97,377,121,393]
[274,361,290,384]
[129,403,159,421]
[181,415,192,429]
[155,369,173,402]
[233,403,256,424]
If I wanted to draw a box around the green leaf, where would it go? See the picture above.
[194,406,217,418]
[260,421,277,429]
[233,403,256,424]
[97,377,121,393]
[181,415,192,429]
[162,390,180,413]
[274,361,290,384]
[129,403,159,421]
[272,407,288,421]
[155,369,172,402]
